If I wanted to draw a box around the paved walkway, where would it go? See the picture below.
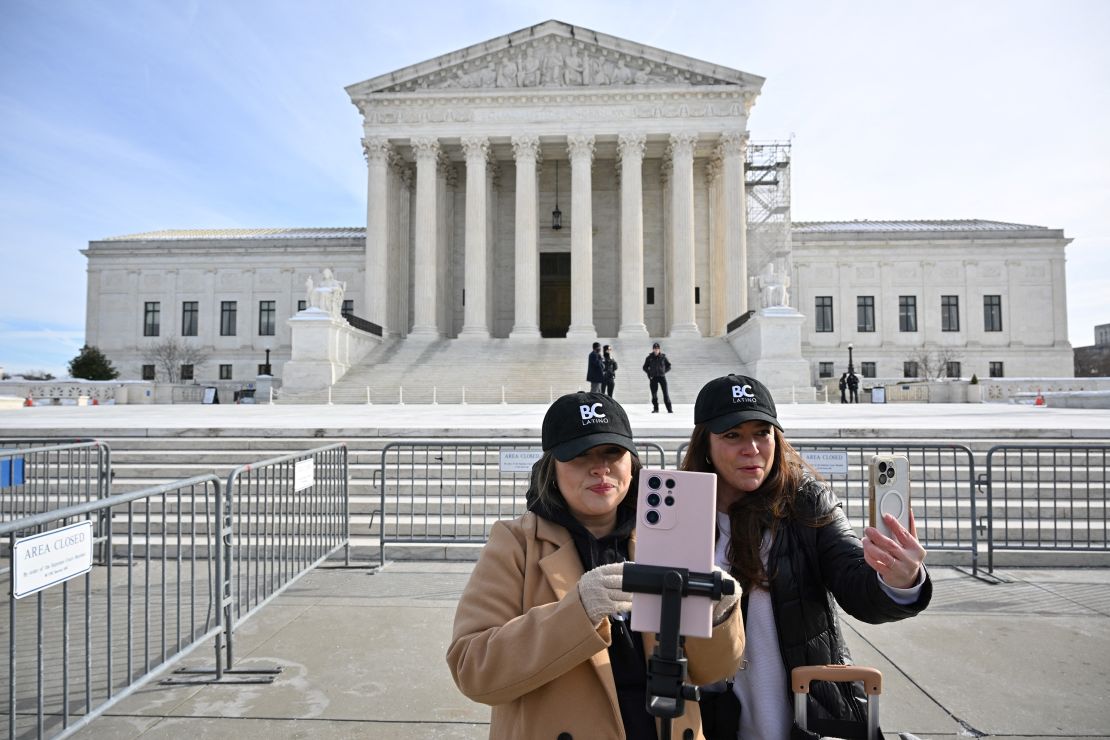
[71,562,1110,740]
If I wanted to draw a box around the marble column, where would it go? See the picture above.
[410,137,440,336]
[567,134,596,337]
[668,132,700,336]
[510,135,541,338]
[719,131,749,324]
[362,137,391,333]
[460,136,490,338]
[617,133,649,338]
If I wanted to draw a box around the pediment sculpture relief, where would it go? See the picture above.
[381,38,726,93]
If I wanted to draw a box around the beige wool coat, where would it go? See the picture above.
[447,511,746,740]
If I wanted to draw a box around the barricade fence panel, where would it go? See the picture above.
[0,475,220,740]
[675,440,978,570]
[985,444,1109,571]
[222,444,349,662]
[378,441,666,561]
[1,442,111,526]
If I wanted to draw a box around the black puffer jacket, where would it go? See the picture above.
[768,476,931,733]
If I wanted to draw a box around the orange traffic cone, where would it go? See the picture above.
[1035,389,1045,406]
[23,395,33,407]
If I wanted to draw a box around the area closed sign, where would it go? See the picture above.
[13,520,94,599]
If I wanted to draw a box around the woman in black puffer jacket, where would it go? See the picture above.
[681,374,931,739]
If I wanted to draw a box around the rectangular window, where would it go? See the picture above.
[984,295,1003,332]
[342,299,354,318]
[694,287,701,305]
[857,296,875,333]
[898,296,918,332]
[815,296,833,332]
[220,301,237,336]
[180,364,194,381]
[646,287,655,305]
[941,295,960,332]
[143,302,160,337]
[946,361,961,378]
[219,364,232,380]
[861,361,876,378]
[181,301,198,336]
[258,301,276,336]
[297,299,307,312]
[141,364,155,380]
[989,361,1004,378]
[818,362,834,378]
[903,361,919,378]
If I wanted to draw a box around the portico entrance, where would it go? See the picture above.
[539,252,571,338]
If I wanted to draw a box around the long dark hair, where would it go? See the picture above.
[680,424,826,591]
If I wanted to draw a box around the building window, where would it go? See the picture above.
[989,361,1004,378]
[297,300,307,312]
[903,361,919,378]
[141,364,155,380]
[818,362,834,378]
[694,287,701,305]
[861,362,876,378]
[143,302,160,337]
[941,295,960,332]
[646,287,655,305]
[857,296,875,332]
[220,301,237,336]
[984,295,1003,332]
[219,364,232,380]
[180,364,194,381]
[342,299,354,318]
[946,361,961,378]
[259,301,276,336]
[181,301,198,336]
[815,296,833,332]
[898,296,918,332]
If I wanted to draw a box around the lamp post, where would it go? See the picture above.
[551,160,562,230]
[847,343,855,375]
[262,348,272,376]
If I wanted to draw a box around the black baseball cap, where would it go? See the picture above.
[542,392,638,462]
[694,375,783,434]
[652,342,660,349]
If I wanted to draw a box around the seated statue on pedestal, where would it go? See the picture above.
[305,268,347,320]
[753,261,791,309]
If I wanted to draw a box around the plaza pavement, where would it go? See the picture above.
[4,402,1108,739]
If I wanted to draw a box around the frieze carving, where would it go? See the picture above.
[378,38,729,93]
[360,97,745,126]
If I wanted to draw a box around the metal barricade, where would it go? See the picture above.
[378,440,666,563]
[676,440,978,573]
[983,444,1109,572]
[1,474,220,739]
[217,444,349,675]
[1,441,111,524]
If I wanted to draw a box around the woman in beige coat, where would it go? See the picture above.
[447,392,746,739]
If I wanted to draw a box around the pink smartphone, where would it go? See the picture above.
[630,468,718,639]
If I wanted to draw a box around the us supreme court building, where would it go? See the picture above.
[83,20,1074,384]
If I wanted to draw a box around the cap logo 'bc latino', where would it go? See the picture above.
[579,403,609,425]
[732,384,757,403]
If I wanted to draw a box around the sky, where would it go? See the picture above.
[1,0,1107,377]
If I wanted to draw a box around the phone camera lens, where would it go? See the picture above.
[646,510,660,524]
[664,495,675,507]
[887,469,896,481]
[878,461,888,473]
[646,493,660,507]
[878,473,888,485]
[648,476,661,490]
[665,478,676,489]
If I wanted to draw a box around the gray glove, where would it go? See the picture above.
[578,562,633,624]
[712,566,741,626]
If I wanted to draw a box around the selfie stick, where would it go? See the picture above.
[622,564,735,740]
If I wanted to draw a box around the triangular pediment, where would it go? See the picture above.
[346,20,764,96]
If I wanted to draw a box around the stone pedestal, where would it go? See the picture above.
[726,307,813,401]
[282,308,381,392]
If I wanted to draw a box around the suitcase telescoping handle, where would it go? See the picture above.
[792,665,882,739]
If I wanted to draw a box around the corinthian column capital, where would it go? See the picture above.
[411,136,440,162]
[617,133,647,161]
[567,134,596,161]
[716,130,749,158]
[667,132,699,159]
[511,135,541,161]
[461,136,490,163]
[361,136,392,164]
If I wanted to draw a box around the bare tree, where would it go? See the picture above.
[142,338,210,383]
[905,347,964,380]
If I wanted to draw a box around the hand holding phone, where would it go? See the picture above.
[868,454,911,539]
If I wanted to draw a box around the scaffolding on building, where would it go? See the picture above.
[746,141,793,311]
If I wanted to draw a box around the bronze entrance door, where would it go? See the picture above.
[539,252,571,338]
